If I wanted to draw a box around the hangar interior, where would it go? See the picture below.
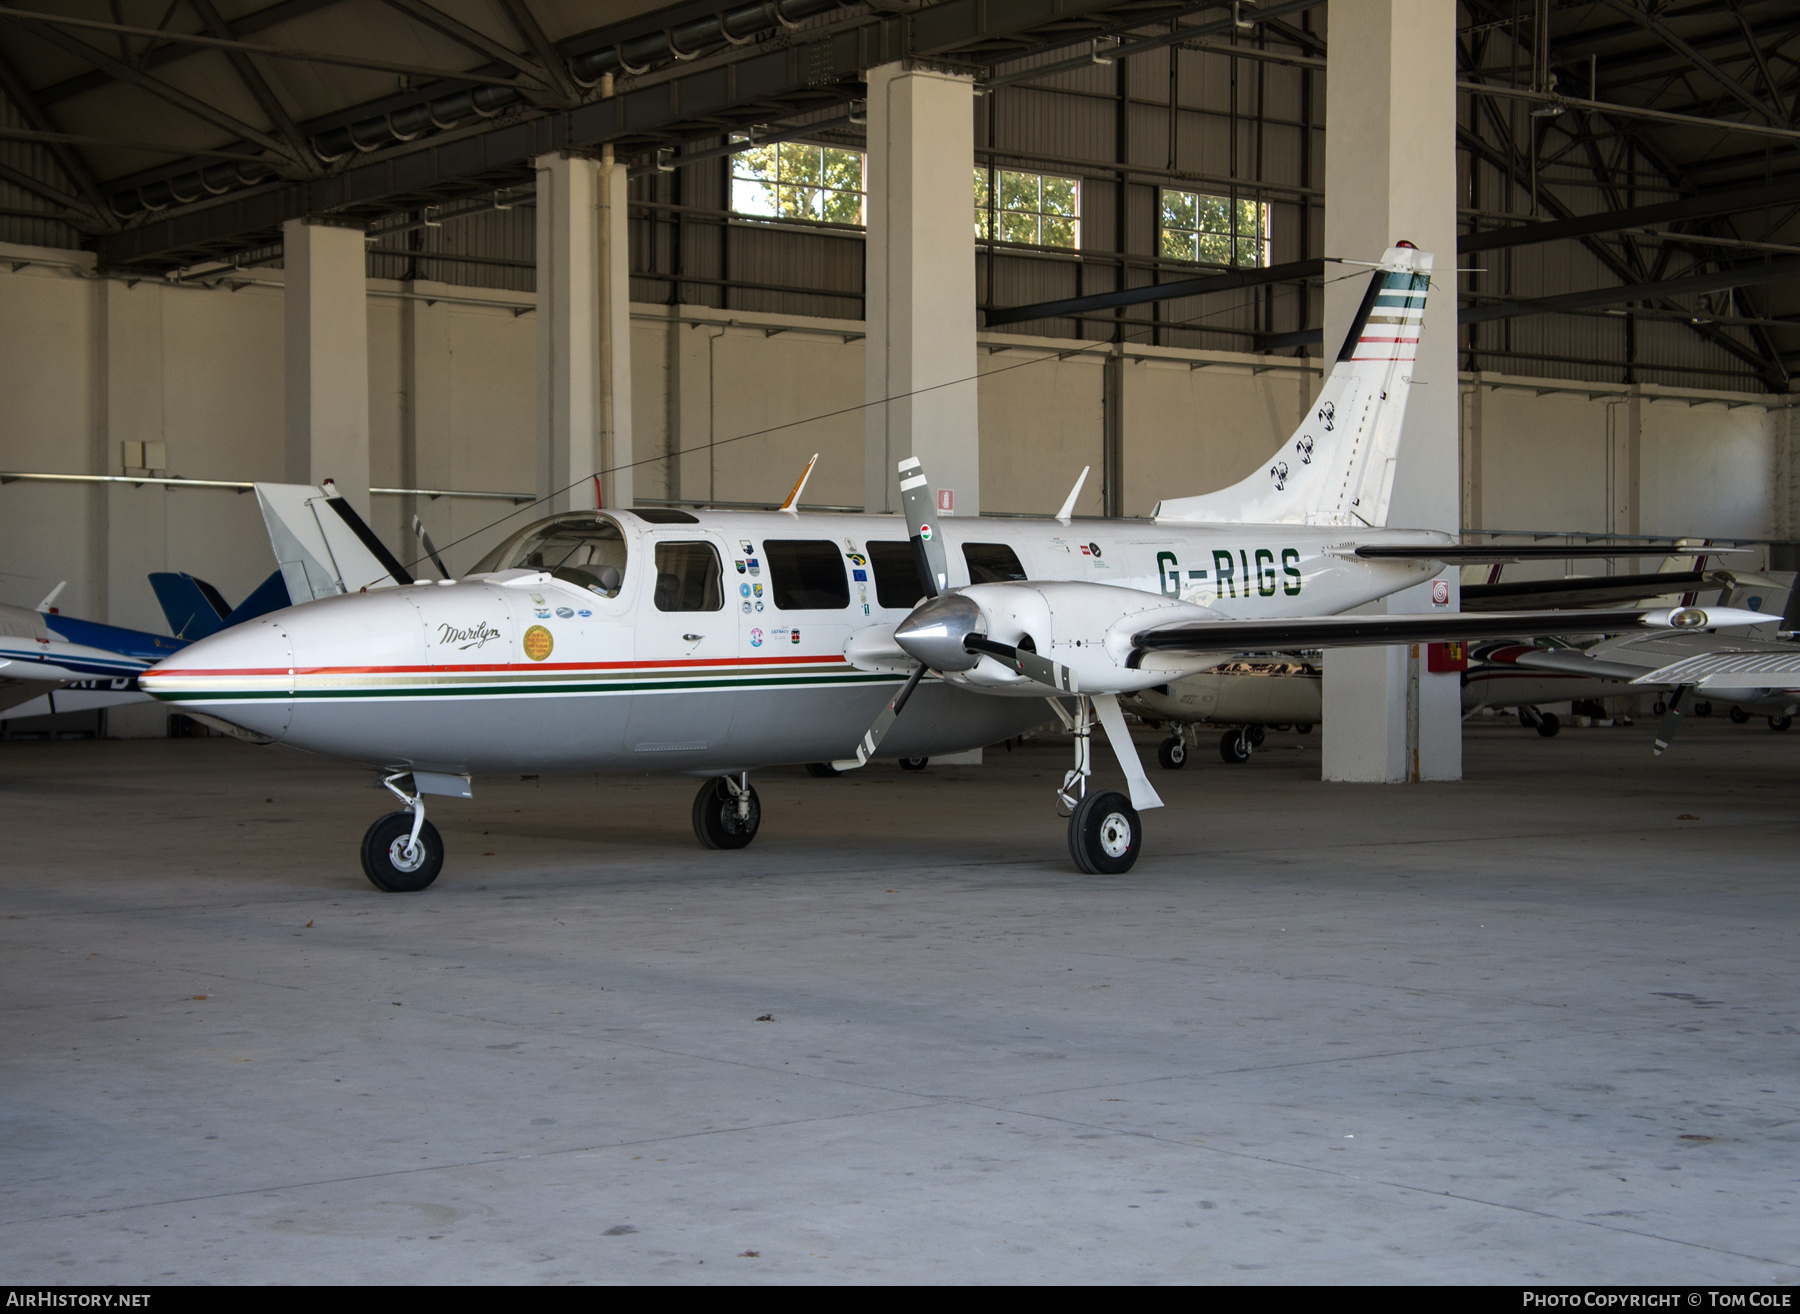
[4,0,1800,1285]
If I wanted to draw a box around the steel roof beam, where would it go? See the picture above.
[1459,256,1800,325]
[31,0,350,106]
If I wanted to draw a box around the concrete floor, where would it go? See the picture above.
[2,719,1797,1284]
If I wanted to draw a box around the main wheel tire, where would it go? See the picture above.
[1694,700,1714,718]
[1068,790,1141,875]
[1295,723,1313,735]
[692,778,761,850]
[899,756,929,771]
[1156,735,1187,770]
[1729,706,1751,725]
[1246,724,1266,747]
[1219,730,1251,764]
[361,811,444,893]
[1770,715,1792,732]
[1535,712,1561,738]
[804,762,841,778]
[1652,699,1668,715]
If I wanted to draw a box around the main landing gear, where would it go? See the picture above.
[362,773,445,892]
[1053,695,1143,875]
[1518,705,1561,738]
[1218,724,1265,764]
[693,773,761,850]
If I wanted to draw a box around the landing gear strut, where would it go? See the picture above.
[362,773,444,892]
[693,773,761,849]
[1518,705,1561,738]
[1050,695,1144,874]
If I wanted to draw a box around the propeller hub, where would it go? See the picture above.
[894,593,984,672]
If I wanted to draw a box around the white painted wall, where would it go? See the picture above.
[2,242,1793,736]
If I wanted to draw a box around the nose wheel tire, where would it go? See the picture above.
[1156,735,1187,770]
[361,811,444,892]
[693,777,761,850]
[899,756,929,771]
[1729,706,1750,724]
[1770,715,1792,732]
[1219,730,1252,764]
[1068,790,1141,875]
[1535,712,1561,738]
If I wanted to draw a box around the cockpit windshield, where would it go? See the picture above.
[471,514,629,598]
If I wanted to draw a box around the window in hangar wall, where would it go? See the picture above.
[730,139,866,225]
[975,167,1079,249]
[1160,191,1270,268]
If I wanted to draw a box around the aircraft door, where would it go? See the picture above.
[625,531,737,753]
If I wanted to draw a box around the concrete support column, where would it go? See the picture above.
[535,152,632,513]
[282,218,370,516]
[863,61,979,514]
[1320,0,1460,783]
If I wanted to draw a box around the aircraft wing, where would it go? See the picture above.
[255,483,413,602]
[1355,544,1757,563]
[1631,648,1800,689]
[0,674,66,716]
[1129,607,1742,659]
[1461,570,1715,612]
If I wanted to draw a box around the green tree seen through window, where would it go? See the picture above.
[975,167,1078,248]
[1160,191,1269,267]
[732,141,865,225]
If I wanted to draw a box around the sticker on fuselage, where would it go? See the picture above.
[751,628,763,647]
[523,626,554,661]
[555,607,573,618]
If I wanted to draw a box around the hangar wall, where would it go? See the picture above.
[2,245,1793,650]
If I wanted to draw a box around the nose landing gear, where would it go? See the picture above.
[1050,695,1145,874]
[693,773,761,849]
[362,773,444,892]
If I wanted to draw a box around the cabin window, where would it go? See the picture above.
[963,542,1027,584]
[763,540,849,610]
[866,541,925,610]
[653,541,723,612]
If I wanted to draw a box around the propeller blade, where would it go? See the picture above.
[412,516,450,580]
[831,665,928,772]
[897,456,949,598]
[1653,684,1691,757]
[964,635,1079,693]
[1091,693,1163,811]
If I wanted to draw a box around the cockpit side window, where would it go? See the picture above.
[653,541,723,612]
[488,518,629,597]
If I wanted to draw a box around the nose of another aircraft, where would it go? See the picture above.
[140,614,296,740]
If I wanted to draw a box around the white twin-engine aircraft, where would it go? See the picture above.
[140,244,1761,890]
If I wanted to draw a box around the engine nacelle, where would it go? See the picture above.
[896,581,1220,697]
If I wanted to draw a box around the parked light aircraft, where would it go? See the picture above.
[0,571,288,724]
[139,244,1765,889]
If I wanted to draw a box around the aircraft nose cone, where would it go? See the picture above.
[139,616,295,740]
[894,592,983,672]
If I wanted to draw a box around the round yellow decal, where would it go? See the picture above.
[522,625,554,661]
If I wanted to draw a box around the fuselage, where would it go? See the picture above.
[139,509,1445,776]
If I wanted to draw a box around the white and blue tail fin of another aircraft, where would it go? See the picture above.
[1154,243,1433,528]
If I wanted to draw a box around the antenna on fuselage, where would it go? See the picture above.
[778,454,819,516]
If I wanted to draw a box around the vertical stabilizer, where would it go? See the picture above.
[1154,244,1433,527]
